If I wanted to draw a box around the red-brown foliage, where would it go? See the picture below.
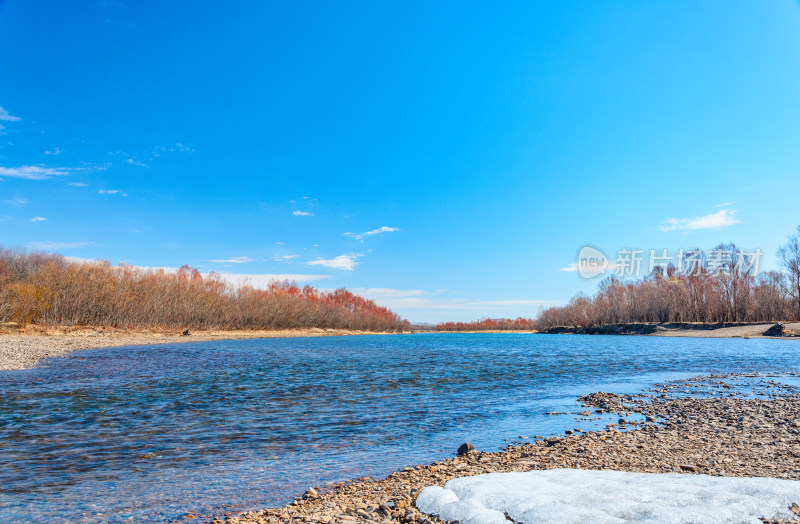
[435,317,536,331]
[0,246,410,332]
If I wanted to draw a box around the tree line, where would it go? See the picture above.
[435,317,536,331]
[537,227,800,330]
[0,246,410,332]
[435,227,800,332]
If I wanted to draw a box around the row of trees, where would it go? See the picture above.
[537,228,800,330]
[435,317,536,331]
[0,247,410,332]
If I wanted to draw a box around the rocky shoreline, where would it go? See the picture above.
[222,373,800,524]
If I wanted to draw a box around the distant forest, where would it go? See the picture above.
[435,317,536,331]
[0,247,410,332]
[438,227,800,332]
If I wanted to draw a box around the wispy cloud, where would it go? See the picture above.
[559,262,621,272]
[68,182,89,187]
[153,143,194,156]
[217,272,330,287]
[68,259,332,287]
[44,148,63,156]
[27,241,95,250]
[98,189,128,196]
[0,106,20,122]
[126,158,147,167]
[0,166,70,180]
[135,267,330,287]
[29,216,46,222]
[345,226,401,241]
[661,209,739,232]
[272,254,299,262]
[293,210,312,216]
[5,197,29,207]
[63,256,99,264]
[208,256,255,264]
[351,287,554,311]
[715,202,734,208]
[350,288,426,298]
[471,299,549,306]
[308,254,362,270]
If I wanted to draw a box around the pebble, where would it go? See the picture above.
[223,373,800,524]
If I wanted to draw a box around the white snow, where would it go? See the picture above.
[415,469,800,524]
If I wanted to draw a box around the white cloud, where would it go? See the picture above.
[44,148,63,155]
[68,182,89,187]
[62,259,332,287]
[208,256,255,264]
[715,202,734,208]
[0,166,70,180]
[126,158,147,167]
[293,210,312,216]
[133,267,330,287]
[308,254,362,270]
[0,106,20,122]
[216,272,330,287]
[472,299,550,306]
[63,256,99,264]
[5,197,29,206]
[350,288,426,298]
[30,216,46,222]
[27,241,95,250]
[350,287,554,311]
[345,226,401,241]
[661,209,739,232]
[272,254,299,262]
[559,262,621,272]
[98,189,128,196]
[153,143,194,155]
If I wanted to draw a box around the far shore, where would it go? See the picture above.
[4,323,797,371]
[0,325,406,371]
[432,322,800,339]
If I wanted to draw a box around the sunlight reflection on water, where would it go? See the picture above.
[1,333,799,522]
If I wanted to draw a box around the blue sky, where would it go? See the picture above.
[2,1,800,323]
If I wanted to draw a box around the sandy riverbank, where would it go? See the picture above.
[0,326,400,371]
[650,322,800,338]
[222,373,800,524]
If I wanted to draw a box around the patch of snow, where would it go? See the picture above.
[415,469,800,523]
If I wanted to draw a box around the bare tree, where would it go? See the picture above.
[778,227,800,320]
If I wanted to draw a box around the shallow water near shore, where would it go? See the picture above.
[1,333,799,522]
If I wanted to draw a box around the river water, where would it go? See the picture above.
[1,333,798,522]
